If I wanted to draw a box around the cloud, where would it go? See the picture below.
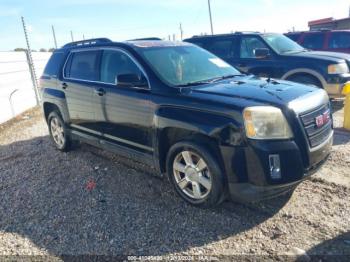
[0,6,21,17]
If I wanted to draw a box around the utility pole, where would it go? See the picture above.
[21,16,40,105]
[83,34,85,40]
[172,34,176,41]
[207,0,214,35]
[51,25,58,49]
[70,30,74,42]
[179,23,183,40]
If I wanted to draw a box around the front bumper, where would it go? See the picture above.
[224,131,332,203]
[228,150,329,202]
[325,78,350,98]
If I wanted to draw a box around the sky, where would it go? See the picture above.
[0,0,349,51]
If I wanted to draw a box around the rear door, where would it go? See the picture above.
[326,31,350,54]
[62,49,102,131]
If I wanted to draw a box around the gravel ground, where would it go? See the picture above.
[0,104,349,260]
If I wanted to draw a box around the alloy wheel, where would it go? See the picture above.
[173,150,212,200]
[50,117,65,148]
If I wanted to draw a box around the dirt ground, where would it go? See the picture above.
[0,102,349,261]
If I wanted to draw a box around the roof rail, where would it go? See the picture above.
[62,38,112,48]
[234,31,260,34]
[191,31,261,38]
[127,37,162,41]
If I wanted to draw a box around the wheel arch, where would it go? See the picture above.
[281,68,327,89]
[154,106,243,175]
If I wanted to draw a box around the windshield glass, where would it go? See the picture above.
[262,34,305,54]
[138,45,241,86]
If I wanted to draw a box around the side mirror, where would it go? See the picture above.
[115,74,148,88]
[254,48,270,59]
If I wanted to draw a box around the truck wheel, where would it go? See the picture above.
[48,111,72,152]
[287,75,322,89]
[166,141,225,207]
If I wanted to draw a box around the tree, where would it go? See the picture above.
[14,48,26,52]
[39,48,47,52]
[48,48,55,52]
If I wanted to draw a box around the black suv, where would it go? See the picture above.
[41,38,333,207]
[184,32,350,98]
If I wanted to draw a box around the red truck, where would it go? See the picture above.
[285,30,350,54]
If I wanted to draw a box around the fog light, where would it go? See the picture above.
[269,154,281,179]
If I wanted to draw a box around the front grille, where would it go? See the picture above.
[299,103,332,148]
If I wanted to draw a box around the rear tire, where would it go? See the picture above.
[48,111,72,152]
[287,74,322,89]
[166,141,226,207]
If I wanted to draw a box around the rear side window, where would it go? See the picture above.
[64,50,100,81]
[189,40,206,48]
[286,34,301,42]
[43,52,65,77]
[329,32,350,48]
[205,38,235,60]
[302,33,325,49]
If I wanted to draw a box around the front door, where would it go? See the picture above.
[94,49,153,153]
[233,36,279,78]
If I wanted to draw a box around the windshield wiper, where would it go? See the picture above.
[282,49,307,54]
[175,80,213,87]
[209,74,243,83]
[175,74,243,88]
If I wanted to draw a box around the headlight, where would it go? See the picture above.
[328,62,348,74]
[243,106,293,139]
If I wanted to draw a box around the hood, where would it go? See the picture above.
[286,50,350,63]
[188,75,320,107]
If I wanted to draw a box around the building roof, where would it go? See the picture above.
[308,16,350,27]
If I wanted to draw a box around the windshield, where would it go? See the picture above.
[138,45,241,86]
[262,34,305,54]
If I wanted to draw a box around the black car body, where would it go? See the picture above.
[184,32,350,98]
[40,38,333,206]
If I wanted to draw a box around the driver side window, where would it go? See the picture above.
[240,37,267,58]
[100,49,144,84]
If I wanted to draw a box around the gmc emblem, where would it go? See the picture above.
[315,110,330,127]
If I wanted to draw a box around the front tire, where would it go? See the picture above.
[48,111,72,152]
[166,141,226,207]
[287,75,322,89]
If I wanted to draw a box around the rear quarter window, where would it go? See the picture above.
[302,33,325,49]
[329,32,350,48]
[285,33,301,42]
[205,38,236,60]
[43,52,65,77]
[186,39,206,48]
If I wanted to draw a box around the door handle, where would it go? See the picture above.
[62,82,68,89]
[94,88,105,96]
